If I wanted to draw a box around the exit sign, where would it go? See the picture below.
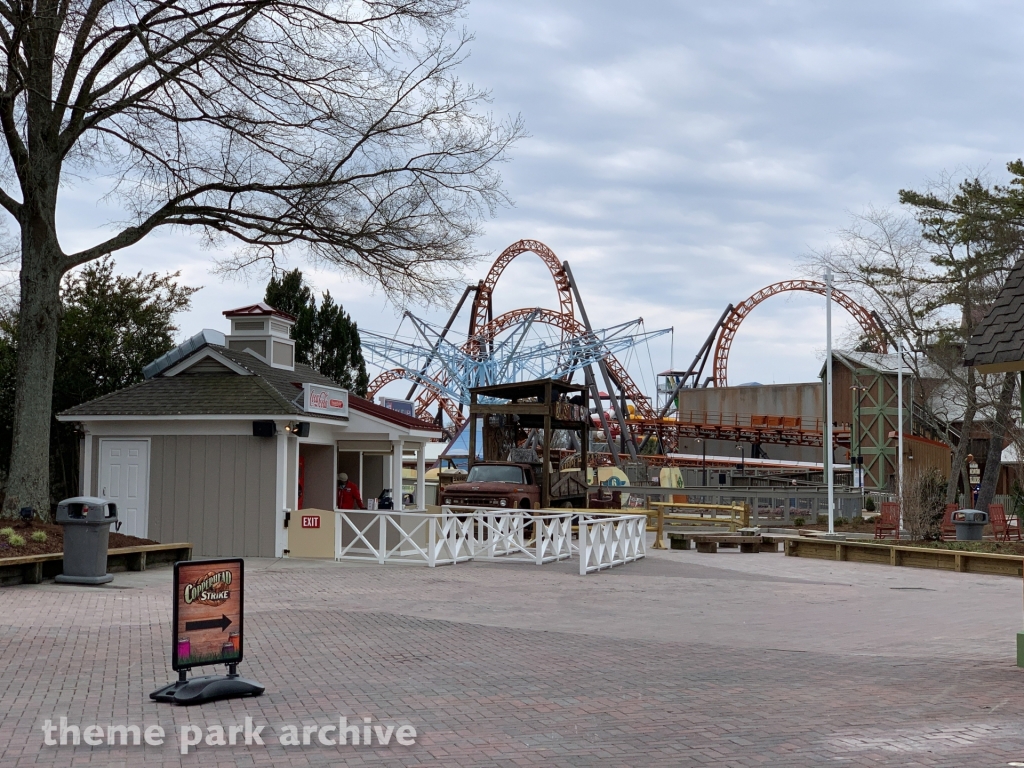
[301,516,320,529]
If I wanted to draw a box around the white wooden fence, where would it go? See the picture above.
[335,510,475,567]
[473,510,574,564]
[335,506,646,574]
[577,513,648,575]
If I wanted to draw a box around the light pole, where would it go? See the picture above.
[825,268,835,535]
[737,444,745,477]
[897,338,904,531]
[697,438,706,486]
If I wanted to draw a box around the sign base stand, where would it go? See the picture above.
[151,665,264,706]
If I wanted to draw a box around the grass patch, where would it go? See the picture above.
[0,527,13,539]
[30,531,46,543]
[7,533,25,547]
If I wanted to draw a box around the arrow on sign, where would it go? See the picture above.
[185,615,232,632]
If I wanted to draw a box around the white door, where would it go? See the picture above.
[99,440,150,538]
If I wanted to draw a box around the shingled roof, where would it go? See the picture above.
[59,342,440,434]
[963,257,1024,373]
[59,373,300,417]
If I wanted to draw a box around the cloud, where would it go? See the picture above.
[36,0,1024,401]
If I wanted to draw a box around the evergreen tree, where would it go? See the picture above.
[264,271,368,396]
[0,258,196,509]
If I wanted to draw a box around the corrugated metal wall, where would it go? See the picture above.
[675,382,822,418]
[148,435,278,557]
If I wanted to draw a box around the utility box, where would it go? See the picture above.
[953,509,988,541]
[54,496,118,584]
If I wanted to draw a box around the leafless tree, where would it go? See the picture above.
[0,0,523,517]
[804,173,1022,508]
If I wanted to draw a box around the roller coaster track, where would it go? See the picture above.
[713,280,887,387]
[366,307,657,425]
[367,240,656,427]
[468,239,574,339]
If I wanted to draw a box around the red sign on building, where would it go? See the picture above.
[301,515,321,529]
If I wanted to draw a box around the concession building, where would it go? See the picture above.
[57,303,440,558]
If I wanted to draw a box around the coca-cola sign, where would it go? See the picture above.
[302,383,349,417]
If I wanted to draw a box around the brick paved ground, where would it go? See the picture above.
[2,544,1024,766]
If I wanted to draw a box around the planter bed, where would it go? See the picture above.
[784,537,1024,578]
[0,543,193,587]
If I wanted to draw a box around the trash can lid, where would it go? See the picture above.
[57,496,110,506]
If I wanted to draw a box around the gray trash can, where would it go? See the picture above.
[54,496,118,584]
[953,509,988,541]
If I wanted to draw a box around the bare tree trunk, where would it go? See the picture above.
[2,225,63,519]
[947,421,974,506]
[947,370,978,505]
[976,373,1017,512]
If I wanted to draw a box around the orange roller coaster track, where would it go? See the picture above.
[365,239,657,428]
[468,240,574,339]
[712,280,887,387]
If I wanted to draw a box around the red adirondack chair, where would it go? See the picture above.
[940,503,958,541]
[989,503,1022,541]
[874,501,900,540]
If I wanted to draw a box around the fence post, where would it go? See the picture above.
[378,513,387,565]
[579,517,589,576]
[652,505,666,549]
[428,515,437,567]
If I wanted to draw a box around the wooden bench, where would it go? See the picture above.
[669,532,783,552]
[668,533,763,553]
[0,543,193,587]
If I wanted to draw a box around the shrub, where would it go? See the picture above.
[30,531,47,543]
[793,517,805,527]
[850,515,865,526]
[816,514,828,525]
[7,534,25,547]
[0,527,13,539]
[834,517,846,527]
[902,468,946,541]
[864,497,876,512]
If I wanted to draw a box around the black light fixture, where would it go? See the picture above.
[19,507,33,524]
[284,422,310,437]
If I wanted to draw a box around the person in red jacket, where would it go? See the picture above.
[337,473,365,510]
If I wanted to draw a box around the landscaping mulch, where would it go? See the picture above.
[0,521,157,558]
[780,521,877,533]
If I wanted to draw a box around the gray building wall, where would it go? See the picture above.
[675,382,822,419]
[671,382,826,465]
[149,435,278,557]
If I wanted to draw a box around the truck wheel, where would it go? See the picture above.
[518,498,531,510]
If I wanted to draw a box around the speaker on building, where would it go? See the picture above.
[294,421,310,437]
[253,420,277,437]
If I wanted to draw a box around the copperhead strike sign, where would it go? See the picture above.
[173,559,244,670]
[151,558,262,705]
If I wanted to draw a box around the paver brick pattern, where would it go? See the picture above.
[1,548,1024,766]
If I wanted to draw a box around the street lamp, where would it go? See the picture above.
[697,438,707,486]
[736,444,745,477]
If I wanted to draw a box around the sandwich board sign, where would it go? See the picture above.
[174,559,243,669]
[150,558,264,705]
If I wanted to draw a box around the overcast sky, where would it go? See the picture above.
[51,1,1024,398]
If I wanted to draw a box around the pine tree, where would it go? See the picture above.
[264,271,368,396]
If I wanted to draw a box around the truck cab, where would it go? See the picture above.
[440,462,539,509]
